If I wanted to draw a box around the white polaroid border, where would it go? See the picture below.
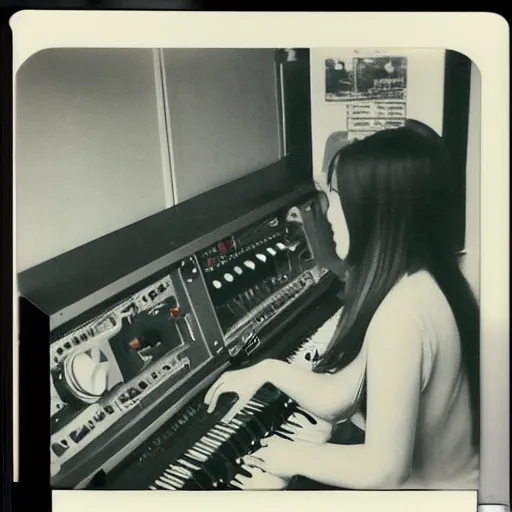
[10,10,509,512]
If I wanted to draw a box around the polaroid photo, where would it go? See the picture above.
[8,10,509,512]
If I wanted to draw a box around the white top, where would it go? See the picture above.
[350,270,479,490]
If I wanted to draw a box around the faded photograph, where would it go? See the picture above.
[15,47,480,492]
[325,58,354,100]
[353,56,407,100]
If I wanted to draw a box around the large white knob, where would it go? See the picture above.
[67,348,110,400]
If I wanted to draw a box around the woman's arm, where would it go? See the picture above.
[205,351,365,423]
[246,307,424,489]
[204,346,364,422]
[263,354,365,422]
[206,306,366,423]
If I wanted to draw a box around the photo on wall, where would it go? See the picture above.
[325,58,354,100]
[326,56,408,102]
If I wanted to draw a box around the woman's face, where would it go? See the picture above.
[315,174,350,260]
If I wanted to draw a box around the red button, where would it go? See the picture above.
[129,338,141,350]
[170,307,181,319]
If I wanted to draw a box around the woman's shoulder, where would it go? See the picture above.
[382,270,444,312]
[368,270,447,338]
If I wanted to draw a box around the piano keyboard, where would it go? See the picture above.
[285,308,342,367]
[226,309,342,490]
[148,307,343,491]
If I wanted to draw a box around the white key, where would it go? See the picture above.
[188,449,208,462]
[195,442,214,455]
[216,424,236,435]
[178,459,201,471]
[209,431,228,443]
[242,404,260,413]
[247,400,265,409]
[166,467,191,480]
[202,437,221,449]
[211,426,230,439]
[161,474,183,488]
[155,478,178,490]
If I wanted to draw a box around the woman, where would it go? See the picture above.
[204,123,480,490]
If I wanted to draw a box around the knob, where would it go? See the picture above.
[169,307,181,319]
[66,348,110,401]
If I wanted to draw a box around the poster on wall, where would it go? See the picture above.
[324,55,408,143]
[346,101,407,142]
[325,56,408,102]
[325,58,354,100]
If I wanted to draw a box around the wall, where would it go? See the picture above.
[15,48,168,272]
[309,48,446,182]
[16,48,283,272]
[162,48,281,202]
[461,62,481,300]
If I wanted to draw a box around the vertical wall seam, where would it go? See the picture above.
[274,52,286,159]
[278,61,287,156]
[153,48,179,207]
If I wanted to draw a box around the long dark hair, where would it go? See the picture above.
[314,123,480,447]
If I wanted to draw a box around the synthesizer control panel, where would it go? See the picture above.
[49,263,217,479]
[197,199,329,359]
[46,191,342,488]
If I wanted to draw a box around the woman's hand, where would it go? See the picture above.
[243,436,308,480]
[229,464,288,490]
[204,360,270,423]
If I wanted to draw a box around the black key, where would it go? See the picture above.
[197,453,234,486]
[273,430,294,442]
[295,408,318,425]
[284,416,303,428]
[209,432,241,461]
[275,425,296,437]
[179,456,221,488]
